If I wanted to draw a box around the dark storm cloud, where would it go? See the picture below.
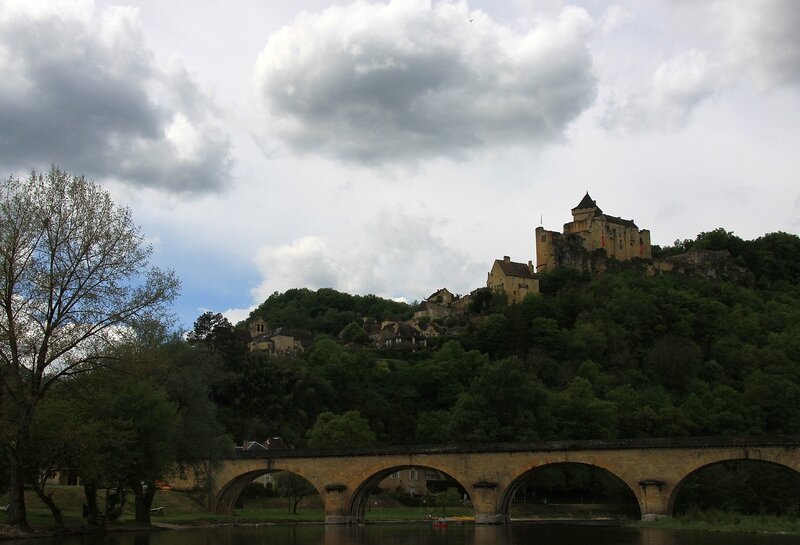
[253,1,598,165]
[0,2,231,194]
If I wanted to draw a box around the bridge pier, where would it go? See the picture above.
[323,488,358,524]
[471,485,506,524]
[636,479,671,520]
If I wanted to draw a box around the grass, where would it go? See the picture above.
[632,509,800,535]
[10,488,800,536]
[1,487,472,530]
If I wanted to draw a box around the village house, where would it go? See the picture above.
[378,467,450,496]
[374,320,428,351]
[487,256,539,304]
[413,288,471,321]
[247,318,307,355]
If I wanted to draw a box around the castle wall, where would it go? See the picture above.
[537,198,652,272]
[640,230,652,260]
[535,227,558,273]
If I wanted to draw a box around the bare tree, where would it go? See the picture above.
[0,167,179,529]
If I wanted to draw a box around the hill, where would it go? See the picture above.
[207,229,800,447]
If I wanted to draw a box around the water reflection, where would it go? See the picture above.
[7,523,800,545]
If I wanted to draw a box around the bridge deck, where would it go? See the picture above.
[230,435,800,459]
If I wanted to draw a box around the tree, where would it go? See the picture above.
[448,357,551,442]
[273,471,318,514]
[187,311,241,357]
[306,411,377,449]
[338,321,369,345]
[0,168,179,529]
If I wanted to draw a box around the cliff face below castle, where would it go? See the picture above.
[652,249,748,282]
[550,241,748,283]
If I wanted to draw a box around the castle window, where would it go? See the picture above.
[409,469,418,480]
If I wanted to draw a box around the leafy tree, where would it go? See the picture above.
[435,487,462,517]
[471,314,510,357]
[339,321,370,344]
[306,410,377,449]
[644,335,702,391]
[0,168,179,529]
[187,311,242,357]
[449,357,550,442]
[674,461,800,515]
[551,378,618,440]
[213,351,333,446]
[91,375,178,524]
[145,340,232,502]
[272,471,318,514]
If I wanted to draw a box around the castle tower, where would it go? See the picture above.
[536,193,652,272]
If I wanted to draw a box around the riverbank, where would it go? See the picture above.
[632,510,800,535]
[6,488,800,539]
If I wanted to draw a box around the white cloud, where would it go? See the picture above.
[253,0,597,165]
[717,0,800,89]
[222,207,486,319]
[602,49,721,130]
[600,3,634,34]
[0,0,232,194]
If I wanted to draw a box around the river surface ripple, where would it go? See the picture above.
[6,523,798,545]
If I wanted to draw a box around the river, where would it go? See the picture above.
[4,523,798,545]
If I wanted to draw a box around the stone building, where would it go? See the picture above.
[413,288,471,320]
[536,193,652,273]
[247,318,306,355]
[378,467,449,496]
[487,256,539,304]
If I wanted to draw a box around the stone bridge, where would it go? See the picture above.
[190,436,800,523]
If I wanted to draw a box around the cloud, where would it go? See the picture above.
[602,49,721,131]
[253,0,597,165]
[599,3,634,34]
[718,0,800,89]
[224,208,485,319]
[0,0,232,194]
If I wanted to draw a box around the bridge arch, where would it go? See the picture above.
[348,463,473,521]
[499,462,641,520]
[667,457,800,516]
[213,463,326,515]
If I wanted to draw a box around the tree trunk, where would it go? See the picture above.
[132,481,157,524]
[104,484,127,521]
[290,494,305,514]
[32,472,64,530]
[8,440,30,530]
[83,482,101,526]
[5,384,36,529]
[6,454,28,529]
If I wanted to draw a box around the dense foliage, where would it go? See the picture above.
[250,288,414,337]
[214,230,800,447]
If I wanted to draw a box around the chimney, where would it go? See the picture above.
[503,256,510,263]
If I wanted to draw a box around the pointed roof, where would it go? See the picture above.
[573,192,597,210]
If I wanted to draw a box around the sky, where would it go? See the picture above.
[1,0,799,328]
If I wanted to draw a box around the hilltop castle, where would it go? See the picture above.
[535,193,652,273]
